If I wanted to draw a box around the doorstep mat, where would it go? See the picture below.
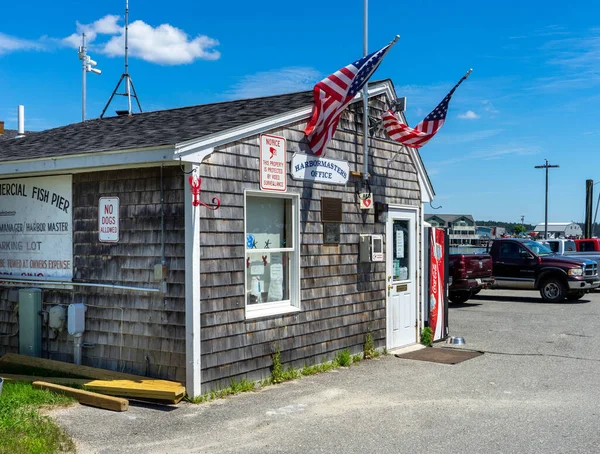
[395,347,483,364]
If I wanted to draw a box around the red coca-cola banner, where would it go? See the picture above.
[429,228,445,340]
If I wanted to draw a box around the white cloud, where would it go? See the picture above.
[458,110,480,120]
[102,20,220,65]
[62,14,220,65]
[0,32,44,55]
[63,15,121,48]
[226,67,321,100]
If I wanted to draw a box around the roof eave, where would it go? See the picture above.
[175,82,396,163]
[0,145,175,178]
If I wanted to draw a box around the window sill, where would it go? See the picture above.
[246,301,301,320]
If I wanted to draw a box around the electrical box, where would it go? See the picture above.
[18,288,42,357]
[68,303,86,336]
[359,234,384,262]
[49,305,66,331]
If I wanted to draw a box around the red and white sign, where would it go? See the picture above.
[359,193,373,210]
[429,227,445,340]
[260,134,287,192]
[99,197,119,243]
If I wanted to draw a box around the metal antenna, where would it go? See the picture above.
[78,33,102,122]
[100,0,142,118]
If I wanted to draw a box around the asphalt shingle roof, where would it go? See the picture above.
[0,129,35,141]
[0,90,315,163]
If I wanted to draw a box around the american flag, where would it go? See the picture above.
[305,41,395,157]
[382,70,471,149]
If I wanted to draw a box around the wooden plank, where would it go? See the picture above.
[32,381,129,412]
[1,373,184,403]
[0,353,182,384]
[0,373,91,385]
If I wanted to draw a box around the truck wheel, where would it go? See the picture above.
[449,291,470,304]
[540,278,567,303]
[567,291,586,301]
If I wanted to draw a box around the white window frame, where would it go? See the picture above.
[243,190,301,319]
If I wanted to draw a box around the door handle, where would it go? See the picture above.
[388,284,393,291]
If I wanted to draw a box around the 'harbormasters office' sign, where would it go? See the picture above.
[0,176,73,281]
[291,153,349,185]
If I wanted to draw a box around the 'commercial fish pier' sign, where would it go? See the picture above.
[291,153,349,185]
[0,176,73,280]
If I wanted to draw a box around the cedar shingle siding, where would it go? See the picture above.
[1,167,186,382]
[198,97,421,391]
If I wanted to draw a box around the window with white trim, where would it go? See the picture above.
[244,191,300,318]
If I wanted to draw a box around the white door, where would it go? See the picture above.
[386,208,417,349]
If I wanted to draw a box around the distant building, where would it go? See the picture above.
[425,214,477,246]
[533,222,582,239]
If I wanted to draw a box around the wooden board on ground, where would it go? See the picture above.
[0,369,186,402]
[32,381,129,412]
[0,373,91,386]
[0,353,158,381]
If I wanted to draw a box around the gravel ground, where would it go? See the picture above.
[51,289,600,453]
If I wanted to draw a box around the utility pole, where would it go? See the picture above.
[534,159,559,239]
[585,179,593,238]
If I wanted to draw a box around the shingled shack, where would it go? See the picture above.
[0,80,434,397]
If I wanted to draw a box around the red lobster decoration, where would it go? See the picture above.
[189,175,221,210]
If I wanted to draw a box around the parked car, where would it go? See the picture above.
[488,239,600,303]
[448,253,494,304]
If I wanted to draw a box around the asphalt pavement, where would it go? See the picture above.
[52,289,600,453]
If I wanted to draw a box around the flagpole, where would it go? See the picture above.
[362,0,369,183]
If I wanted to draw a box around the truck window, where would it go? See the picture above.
[522,240,552,256]
[546,242,559,253]
[499,242,520,259]
[579,241,594,252]
[564,240,576,252]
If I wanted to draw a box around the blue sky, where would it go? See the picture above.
[1,0,598,224]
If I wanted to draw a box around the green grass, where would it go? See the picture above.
[333,348,352,367]
[186,377,257,404]
[188,345,382,404]
[0,381,76,454]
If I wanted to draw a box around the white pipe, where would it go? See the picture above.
[73,334,83,365]
[17,105,24,135]
[0,278,161,293]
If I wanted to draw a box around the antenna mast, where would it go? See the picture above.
[100,0,142,118]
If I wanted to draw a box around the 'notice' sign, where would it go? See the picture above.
[260,134,287,192]
[99,197,119,242]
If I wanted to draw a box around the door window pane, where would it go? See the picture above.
[392,220,409,281]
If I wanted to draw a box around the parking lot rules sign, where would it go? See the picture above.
[260,134,287,192]
[99,197,119,242]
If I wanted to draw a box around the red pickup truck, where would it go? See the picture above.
[576,238,600,252]
[448,253,494,304]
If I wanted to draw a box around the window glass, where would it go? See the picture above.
[499,242,519,259]
[392,220,409,281]
[245,194,297,312]
[246,251,290,304]
[246,197,292,249]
